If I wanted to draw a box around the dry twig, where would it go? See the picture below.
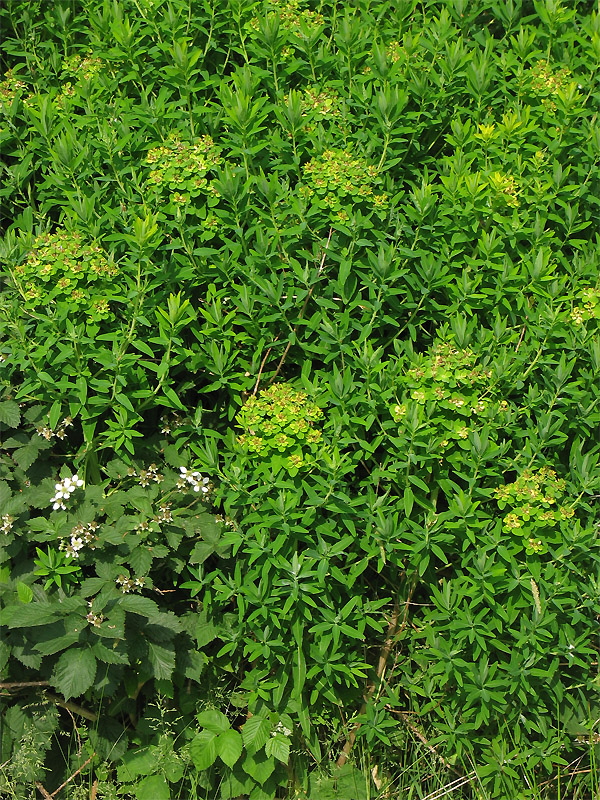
[0,681,50,690]
[336,579,416,768]
[49,753,95,797]
[267,228,333,387]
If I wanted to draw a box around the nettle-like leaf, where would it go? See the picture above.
[216,727,243,768]
[265,732,290,764]
[50,647,97,699]
[190,729,218,770]
[241,715,271,752]
[0,400,20,428]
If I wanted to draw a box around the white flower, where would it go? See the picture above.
[50,473,84,510]
[179,466,211,494]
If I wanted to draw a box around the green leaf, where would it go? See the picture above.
[197,707,230,733]
[16,582,33,604]
[51,647,97,700]
[117,747,159,781]
[147,641,175,680]
[0,401,20,428]
[241,715,271,753]
[195,614,218,647]
[127,546,153,575]
[217,728,243,768]
[242,751,276,783]
[0,481,11,509]
[265,732,290,764]
[119,595,160,617]
[48,400,61,431]
[137,774,170,800]
[13,442,41,470]
[3,602,58,628]
[190,730,218,770]
[190,540,215,564]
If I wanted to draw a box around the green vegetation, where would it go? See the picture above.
[1,0,599,797]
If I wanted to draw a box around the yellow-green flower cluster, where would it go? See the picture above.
[392,342,500,453]
[56,53,106,107]
[488,171,519,208]
[495,467,573,555]
[300,149,388,219]
[529,61,573,112]
[301,87,341,119]
[0,69,27,107]
[61,53,104,81]
[249,0,324,34]
[13,230,116,317]
[237,383,323,473]
[570,287,600,326]
[145,134,222,205]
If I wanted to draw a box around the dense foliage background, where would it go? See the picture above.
[1,0,600,797]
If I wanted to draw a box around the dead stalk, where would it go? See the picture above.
[267,228,333,387]
[336,579,416,768]
[49,753,95,797]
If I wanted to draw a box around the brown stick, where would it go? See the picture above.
[44,693,98,722]
[90,779,98,800]
[50,753,95,797]
[336,580,416,768]
[0,681,50,689]
[385,707,456,771]
[267,228,333,387]
[36,782,53,799]
[252,337,279,396]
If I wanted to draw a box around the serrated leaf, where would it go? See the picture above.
[195,615,218,647]
[147,641,175,680]
[265,732,290,764]
[117,747,159,781]
[241,715,271,752]
[183,649,205,682]
[119,594,159,617]
[13,442,41,470]
[189,540,215,564]
[16,582,33,604]
[190,730,218,770]
[127,546,153,575]
[242,751,276,783]
[34,631,81,656]
[137,774,170,800]
[51,647,97,700]
[216,728,243,768]
[0,401,20,428]
[219,765,256,798]
[197,707,230,733]
[0,481,11,509]
[91,641,130,665]
[3,602,58,628]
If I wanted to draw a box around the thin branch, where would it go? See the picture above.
[50,753,95,797]
[0,681,50,689]
[44,692,98,722]
[252,337,279,396]
[421,771,478,800]
[336,579,416,768]
[35,782,53,799]
[385,707,456,772]
[267,228,333,387]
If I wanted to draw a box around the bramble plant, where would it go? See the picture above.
[1,0,600,798]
